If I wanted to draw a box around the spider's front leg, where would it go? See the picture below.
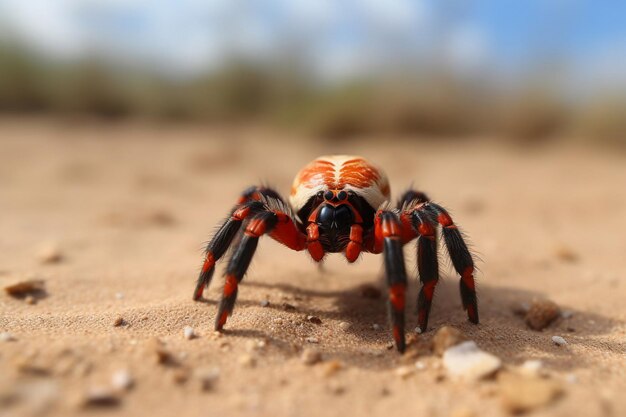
[194,186,304,301]
[374,210,408,353]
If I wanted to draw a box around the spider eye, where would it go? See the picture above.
[337,191,347,201]
[324,191,334,201]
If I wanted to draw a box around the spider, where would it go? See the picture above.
[193,155,478,352]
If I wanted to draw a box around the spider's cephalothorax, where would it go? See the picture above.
[193,155,478,353]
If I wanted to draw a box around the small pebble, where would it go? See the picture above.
[113,317,124,327]
[499,372,563,414]
[443,341,502,380]
[305,336,319,344]
[183,326,196,340]
[552,336,568,346]
[415,361,426,371]
[37,244,63,264]
[4,279,45,297]
[322,360,343,377]
[111,369,134,391]
[81,387,120,408]
[260,300,270,307]
[394,366,414,379]
[195,367,220,391]
[172,368,190,385]
[25,295,36,305]
[306,315,322,325]
[525,300,561,330]
[414,326,423,334]
[282,303,297,311]
[519,359,544,377]
[371,324,381,330]
[0,332,16,342]
[432,326,465,356]
[301,348,322,365]
[338,321,351,331]
[554,245,579,262]
[238,354,256,368]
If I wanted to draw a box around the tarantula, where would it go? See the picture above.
[193,155,478,352]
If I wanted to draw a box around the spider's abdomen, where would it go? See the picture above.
[289,155,390,213]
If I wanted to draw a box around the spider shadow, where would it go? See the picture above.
[239,277,623,371]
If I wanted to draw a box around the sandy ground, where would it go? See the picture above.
[0,118,625,417]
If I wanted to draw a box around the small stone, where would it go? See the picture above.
[25,295,36,304]
[518,359,544,377]
[111,369,134,391]
[306,315,322,325]
[443,341,502,380]
[394,365,414,379]
[301,349,322,365]
[386,342,394,350]
[281,303,297,311]
[0,332,16,342]
[414,326,423,334]
[359,284,382,299]
[338,321,351,331]
[305,336,319,344]
[238,354,256,368]
[371,324,381,330]
[260,300,270,307]
[414,361,426,371]
[183,326,196,340]
[4,279,45,297]
[81,387,120,408]
[432,326,465,356]
[38,244,63,264]
[322,360,343,377]
[172,368,190,385]
[195,367,220,391]
[499,372,563,414]
[525,300,561,330]
[554,245,578,262]
[113,317,124,327]
[551,336,567,346]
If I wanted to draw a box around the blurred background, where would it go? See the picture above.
[0,0,625,144]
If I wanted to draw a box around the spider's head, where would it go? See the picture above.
[314,190,361,251]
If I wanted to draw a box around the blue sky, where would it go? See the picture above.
[0,0,624,90]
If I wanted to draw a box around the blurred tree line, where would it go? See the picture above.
[0,43,624,145]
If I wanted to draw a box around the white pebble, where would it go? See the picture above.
[551,336,568,346]
[183,326,195,340]
[338,321,351,331]
[519,359,544,377]
[111,369,133,391]
[260,300,270,307]
[414,361,427,371]
[414,327,423,334]
[0,332,16,342]
[371,324,381,330]
[306,336,319,344]
[443,341,502,380]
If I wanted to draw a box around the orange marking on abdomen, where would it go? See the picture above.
[339,158,381,189]
[223,274,238,297]
[291,159,337,193]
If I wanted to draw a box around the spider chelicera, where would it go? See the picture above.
[193,155,478,352]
